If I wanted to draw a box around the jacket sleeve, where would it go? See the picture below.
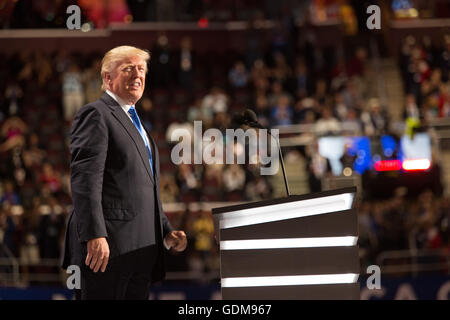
[159,197,174,239]
[70,104,108,242]
[157,175,174,239]
[154,144,174,239]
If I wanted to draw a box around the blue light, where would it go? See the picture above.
[392,0,413,11]
[345,136,371,174]
[381,135,398,158]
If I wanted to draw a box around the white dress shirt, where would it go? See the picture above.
[106,90,150,141]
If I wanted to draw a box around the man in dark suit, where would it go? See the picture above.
[62,46,187,300]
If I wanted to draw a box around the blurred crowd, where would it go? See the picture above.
[0,0,367,30]
[358,188,450,270]
[1,21,450,283]
[400,35,450,122]
[3,0,450,30]
[1,0,310,29]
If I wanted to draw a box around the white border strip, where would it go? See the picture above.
[222,274,359,288]
[220,236,358,250]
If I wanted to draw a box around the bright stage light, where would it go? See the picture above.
[402,159,431,171]
[374,160,402,171]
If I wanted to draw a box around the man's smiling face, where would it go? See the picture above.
[107,55,146,105]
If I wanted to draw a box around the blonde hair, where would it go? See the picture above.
[101,45,151,90]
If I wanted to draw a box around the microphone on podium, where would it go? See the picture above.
[231,109,263,128]
[232,109,291,197]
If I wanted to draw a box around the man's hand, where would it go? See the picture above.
[164,230,187,252]
[86,237,110,273]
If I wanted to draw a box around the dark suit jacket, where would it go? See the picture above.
[62,92,174,283]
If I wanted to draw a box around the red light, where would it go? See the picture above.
[198,17,209,28]
[402,159,431,171]
[374,160,402,171]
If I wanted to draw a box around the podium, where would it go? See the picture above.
[212,187,359,300]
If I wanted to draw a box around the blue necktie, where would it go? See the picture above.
[128,106,154,176]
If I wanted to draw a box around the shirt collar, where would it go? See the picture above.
[106,90,134,112]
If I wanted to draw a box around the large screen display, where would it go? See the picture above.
[318,133,432,175]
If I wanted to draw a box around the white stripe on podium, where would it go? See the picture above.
[218,193,354,229]
[221,273,359,288]
[220,236,358,250]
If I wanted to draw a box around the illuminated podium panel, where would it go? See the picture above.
[212,187,359,300]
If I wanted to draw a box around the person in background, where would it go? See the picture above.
[62,63,85,122]
[270,94,293,126]
[228,61,249,88]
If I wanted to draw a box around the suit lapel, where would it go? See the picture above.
[100,93,155,185]
[146,132,159,182]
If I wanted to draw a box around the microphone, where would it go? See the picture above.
[232,109,291,197]
[232,109,263,129]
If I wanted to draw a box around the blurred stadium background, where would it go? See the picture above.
[0,0,450,300]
